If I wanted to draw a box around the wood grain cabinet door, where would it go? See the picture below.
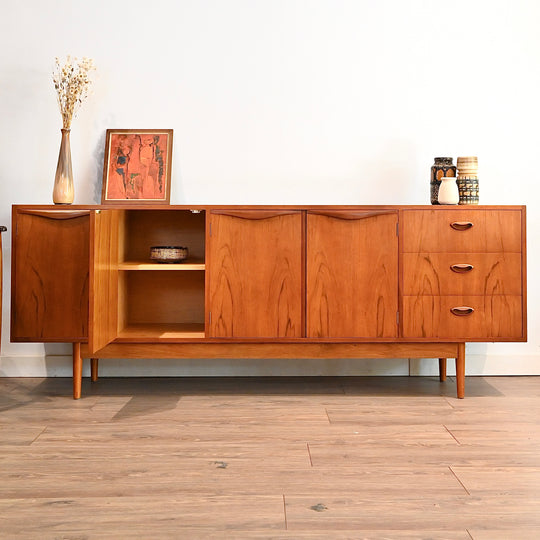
[208,210,303,338]
[88,209,120,354]
[11,209,90,341]
[306,210,399,338]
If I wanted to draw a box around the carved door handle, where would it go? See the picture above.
[450,263,474,273]
[308,210,397,220]
[210,210,300,220]
[450,306,475,316]
[450,221,473,231]
[18,209,91,220]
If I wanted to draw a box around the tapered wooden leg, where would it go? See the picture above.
[73,343,82,400]
[90,358,99,382]
[455,343,465,399]
[438,358,447,382]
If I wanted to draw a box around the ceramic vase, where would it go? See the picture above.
[457,156,479,204]
[438,176,459,205]
[430,157,457,204]
[53,129,74,205]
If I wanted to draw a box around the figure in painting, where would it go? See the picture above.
[106,134,133,199]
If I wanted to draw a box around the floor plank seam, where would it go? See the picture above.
[444,398,456,409]
[444,425,462,445]
[449,466,471,496]
[306,442,313,467]
[29,426,48,445]
[89,395,103,412]
[3,377,540,534]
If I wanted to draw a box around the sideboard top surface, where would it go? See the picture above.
[12,204,526,211]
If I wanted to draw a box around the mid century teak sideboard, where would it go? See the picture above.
[10,205,527,399]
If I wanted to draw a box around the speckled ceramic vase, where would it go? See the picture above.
[430,157,457,205]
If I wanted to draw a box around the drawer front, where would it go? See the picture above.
[402,210,522,253]
[402,253,522,296]
[402,295,523,339]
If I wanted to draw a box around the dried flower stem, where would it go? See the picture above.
[53,56,95,129]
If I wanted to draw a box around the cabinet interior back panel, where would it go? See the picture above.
[123,210,205,262]
[120,271,205,325]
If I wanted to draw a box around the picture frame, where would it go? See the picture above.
[101,129,173,204]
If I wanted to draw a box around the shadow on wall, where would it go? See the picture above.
[93,130,106,203]
[43,343,78,377]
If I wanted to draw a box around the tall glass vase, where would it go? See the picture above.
[53,128,74,204]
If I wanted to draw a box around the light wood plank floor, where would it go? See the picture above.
[1,376,539,539]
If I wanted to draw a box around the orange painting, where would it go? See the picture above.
[102,130,173,203]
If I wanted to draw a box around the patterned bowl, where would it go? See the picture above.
[150,246,188,263]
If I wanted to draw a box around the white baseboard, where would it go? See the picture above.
[409,354,540,376]
[0,355,408,377]
[1,354,539,377]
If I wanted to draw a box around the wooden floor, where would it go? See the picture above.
[1,376,539,539]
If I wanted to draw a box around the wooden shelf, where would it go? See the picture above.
[118,260,205,271]
[118,323,205,339]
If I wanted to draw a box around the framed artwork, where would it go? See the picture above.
[101,129,173,204]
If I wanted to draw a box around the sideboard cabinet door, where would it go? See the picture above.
[88,209,120,354]
[11,209,90,341]
[208,210,303,338]
[307,210,399,338]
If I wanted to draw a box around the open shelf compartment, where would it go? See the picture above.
[117,270,206,340]
[119,209,205,267]
[114,209,206,340]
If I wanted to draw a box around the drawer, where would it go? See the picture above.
[402,295,523,339]
[401,210,522,253]
[402,253,522,296]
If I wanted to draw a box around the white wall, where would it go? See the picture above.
[1,0,538,377]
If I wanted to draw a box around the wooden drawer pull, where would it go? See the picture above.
[450,263,474,273]
[450,221,473,231]
[450,306,475,316]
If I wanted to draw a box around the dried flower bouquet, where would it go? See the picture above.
[52,56,95,129]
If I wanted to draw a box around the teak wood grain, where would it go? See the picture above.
[9,204,527,399]
[89,209,120,353]
[402,252,522,296]
[401,209,522,253]
[11,209,89,341]
[306,211,398,338]
[402,295,523,339]
[122,271,205,326]
[122,209,206,262]
[208,211,303,338]
[83,341,460,359]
